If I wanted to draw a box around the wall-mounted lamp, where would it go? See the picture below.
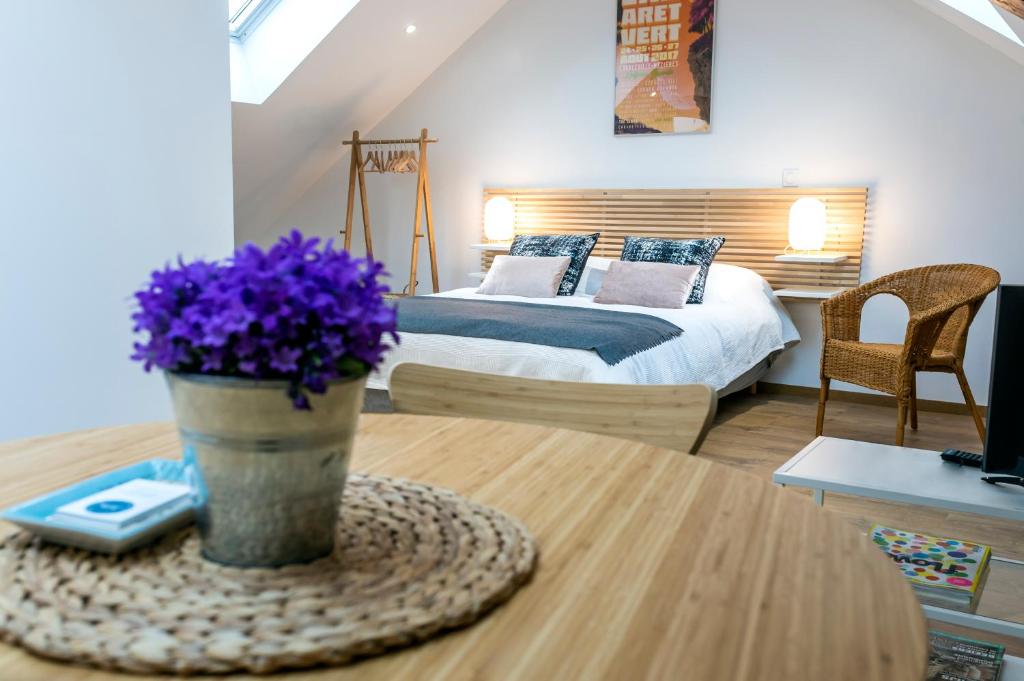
[483,196,515,243]
[774,197,848,264]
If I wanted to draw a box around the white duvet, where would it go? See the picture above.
[369,264,800,390]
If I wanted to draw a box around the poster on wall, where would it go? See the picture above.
[615,0,715,135]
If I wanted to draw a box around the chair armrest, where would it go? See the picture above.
[901,294,982,366]
[821,301,859,342]
[820,282,888,342]
[821,271,921,342]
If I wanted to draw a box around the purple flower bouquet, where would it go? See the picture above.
[130,231,399,566]
[131,230,398,409]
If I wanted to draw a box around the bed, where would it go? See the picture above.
[366,187,867,395]
[368,263,801,395]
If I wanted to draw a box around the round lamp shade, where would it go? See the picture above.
[484,197,515,242]
[788,198,827,252]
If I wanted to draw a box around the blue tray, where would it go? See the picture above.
[1,458,196,554]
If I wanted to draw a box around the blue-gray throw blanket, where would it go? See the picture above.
[396,297,682,365]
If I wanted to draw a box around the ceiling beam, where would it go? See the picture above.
[994,0,1024,21]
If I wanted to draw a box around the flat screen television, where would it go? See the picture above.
[981,284,1024,476]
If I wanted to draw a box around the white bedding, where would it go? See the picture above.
[369,265,800,390]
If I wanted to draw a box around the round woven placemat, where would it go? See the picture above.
[0,474,537,675]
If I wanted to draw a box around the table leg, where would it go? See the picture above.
[813,489,825,506]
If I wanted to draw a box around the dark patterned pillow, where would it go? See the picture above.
[508,233,599,296]
[620,236,725,304]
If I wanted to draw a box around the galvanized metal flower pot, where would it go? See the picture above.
[165,373,366,568]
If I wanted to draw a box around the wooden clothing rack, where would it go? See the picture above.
[342,128,439,296]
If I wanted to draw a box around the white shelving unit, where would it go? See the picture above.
[1004,655,1024,680]
[775,436,1024,639]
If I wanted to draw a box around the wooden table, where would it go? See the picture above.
[0,416,927,680]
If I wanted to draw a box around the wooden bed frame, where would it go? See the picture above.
[480,187,869,291]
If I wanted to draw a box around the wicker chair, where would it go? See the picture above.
[817,264,1000,446]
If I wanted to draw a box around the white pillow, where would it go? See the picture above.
[594,262,700,308]
[477,255,572,297]
[701,263,773,304]
[576,256,616,296]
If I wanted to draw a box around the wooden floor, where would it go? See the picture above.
[708,390,1024,655]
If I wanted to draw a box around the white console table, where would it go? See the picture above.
[775,436,1024,646]
[1006,655,1024,680]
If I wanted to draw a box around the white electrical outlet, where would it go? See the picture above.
[782,168,800,187]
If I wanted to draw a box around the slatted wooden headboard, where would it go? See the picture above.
[480,187,868,290]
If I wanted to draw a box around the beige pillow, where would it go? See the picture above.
[593,261,700,308]
[477,255,572,297]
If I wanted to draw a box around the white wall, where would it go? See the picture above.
[0,1,235,440]
[261,0,1024,404]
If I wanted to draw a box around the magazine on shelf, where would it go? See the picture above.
[927,630,1004,681]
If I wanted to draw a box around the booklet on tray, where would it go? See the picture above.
[50,478,191,531]
[1,458,196,554]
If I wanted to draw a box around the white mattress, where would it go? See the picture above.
[370,271,800,390]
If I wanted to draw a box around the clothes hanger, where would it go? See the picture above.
[399,143,417,173]
[406,144,419,172]
[394,144,409,173]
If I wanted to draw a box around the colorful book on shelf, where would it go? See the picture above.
[870,525,991,610]
[927,631,1004,681]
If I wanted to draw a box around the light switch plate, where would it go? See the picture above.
[782,168,800,187]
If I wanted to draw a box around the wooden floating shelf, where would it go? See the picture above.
[469,242,513,251]
[774,253,849,264]
[774,286,849,300]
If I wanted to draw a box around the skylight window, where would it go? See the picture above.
[229,0,363,103]
[229,0,281,41]
[936,0,1024,45]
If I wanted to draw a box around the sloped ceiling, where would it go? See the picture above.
[231,0,511,241]
[233,0,1021,243]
